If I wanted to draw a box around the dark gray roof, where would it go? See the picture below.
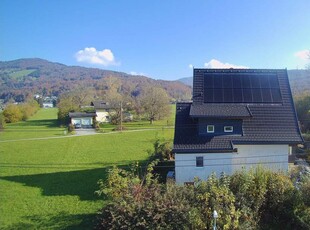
[91,101,111,109]
[190,104,252,118]
[69,112,97,118]
[173,69,303,153]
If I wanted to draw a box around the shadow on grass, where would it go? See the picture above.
[3,212,97,230]
[0,160,151,201]
[8,119,60,128]
[0,167,110,201]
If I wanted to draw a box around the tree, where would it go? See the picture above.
[139,86,171,124]
[3,104,23,123]
[70,87,95,107]
[57,94,79,124]
[295,95,310,132]
[0,112,5,131]
[57,89,95,124]
[96,163,310,229]
[20,99,40,121]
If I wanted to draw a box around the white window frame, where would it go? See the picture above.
[196,156,204,167]
[224,126,233,133]
[207,125,214,133]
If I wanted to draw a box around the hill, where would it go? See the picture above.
[0,58,192,102]
[177,69,310,97]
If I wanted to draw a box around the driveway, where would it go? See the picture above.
[75,128,97,136]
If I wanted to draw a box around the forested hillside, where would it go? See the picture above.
[0,58,192,102]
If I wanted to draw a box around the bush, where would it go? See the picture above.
[68,124,75,133]
[3,104,23,123]
[300,175,310,206]
[229,167,269,227]
[96,165,310,229]
[193,174,240,229]
[96,162,194,230]
[0,112,5,130]
[19,100,40,121]
[3,100,39,123]
[149,139,174,161]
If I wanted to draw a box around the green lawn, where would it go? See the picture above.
[0,108,175,229]
[9,69,36,79]
[0,108,66,141]
[100,104,176,132]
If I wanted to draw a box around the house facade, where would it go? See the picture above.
[91,101,111,123]
[173,69,303,184]
[91,101,133,123]
[69,112,96,128]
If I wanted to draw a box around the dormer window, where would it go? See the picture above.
[224,126,233,133]
[207,125,214,133]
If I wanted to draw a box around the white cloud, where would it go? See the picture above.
[75,47,118,66]
[188,64,194,69]
[204,59,248,69]
[294,49,310,60]
[130,71,142,75]
[129,71,146,76]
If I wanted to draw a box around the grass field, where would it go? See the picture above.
[0,108,66,141]
[8,69,36,79]
[0,108,175,229]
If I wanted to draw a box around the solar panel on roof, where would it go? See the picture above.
[203,73,282,103]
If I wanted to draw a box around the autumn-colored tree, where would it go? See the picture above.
[20,99,40,121]
[295,95,310,132]
[3,104,23,123]
[57,94,80,124]
[57,88,96,124]
[0,113,5,131]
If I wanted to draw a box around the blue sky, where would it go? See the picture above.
[1,0,309,80]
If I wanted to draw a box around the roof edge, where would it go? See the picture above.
[172,148,234,154]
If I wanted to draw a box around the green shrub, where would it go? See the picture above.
[0,112,5,130]
[229,167,269,227]
[300,175,310,206]
[3,100,39,123]
[194,174,240,230]
[96,165,310,229]
[149,138,173,161]
[3,104,23,123]
[68,124,75,133]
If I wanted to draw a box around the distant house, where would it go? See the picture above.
[173,69,303,184]
[91,101,133,123]
[91,101,111,123]
[43,101,54,108]
[41,96,57,108]
[69,112,96,129]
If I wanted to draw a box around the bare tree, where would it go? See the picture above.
[139,86,171,124]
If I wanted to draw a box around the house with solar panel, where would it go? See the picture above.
[173,69,303,184]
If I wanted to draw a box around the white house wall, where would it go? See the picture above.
[175,144,289,184]
[96,110,110,123]
[43,103,54,108]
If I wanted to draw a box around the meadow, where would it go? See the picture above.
[0,108,175,229]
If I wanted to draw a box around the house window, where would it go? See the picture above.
[196,156,204,167]
[207,125,214,133]
[224,126,233,132]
